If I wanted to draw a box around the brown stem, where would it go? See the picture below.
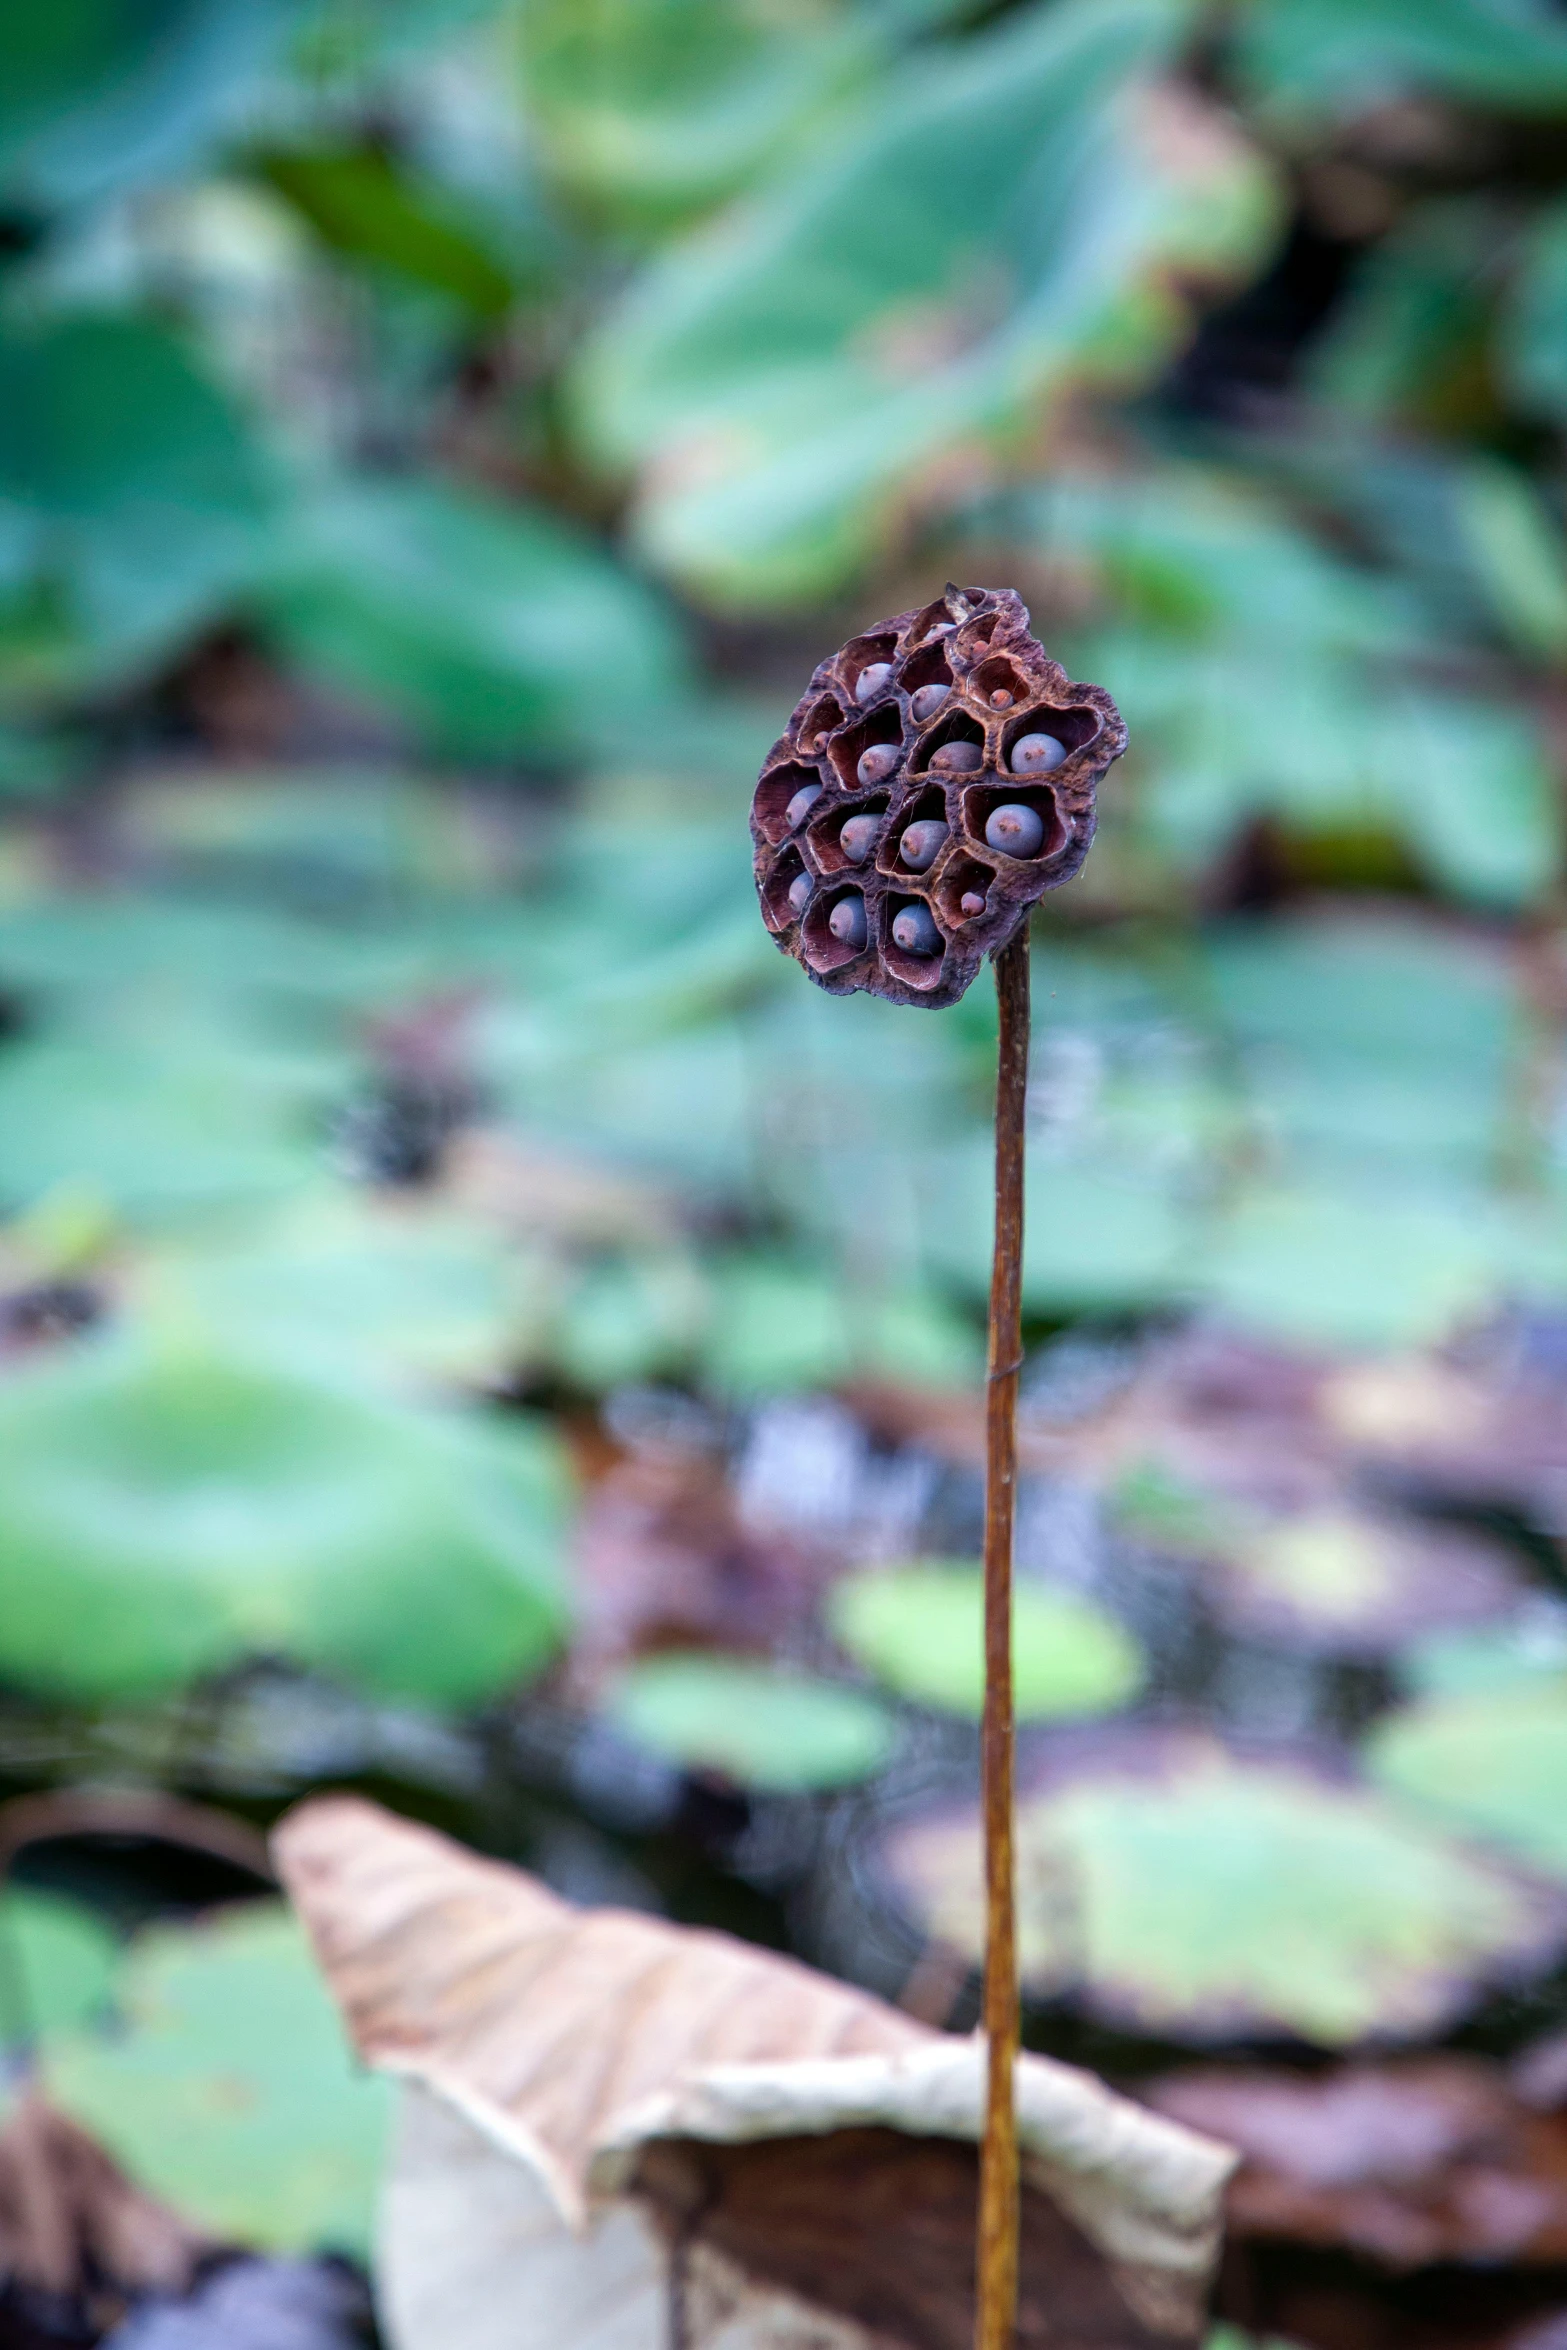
[977,926,1028,2350]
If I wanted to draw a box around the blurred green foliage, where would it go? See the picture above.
[0,0,1563,2001]
[45,1904,391,2255]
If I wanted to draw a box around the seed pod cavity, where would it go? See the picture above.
[890,902,940,957]
[828,894,867,950]
[899,819,948,873]
[984,803,1046,858]
[1008,732,1066,777]
[929,739,983,774]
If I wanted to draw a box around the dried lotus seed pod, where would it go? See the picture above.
[750,583,1125,1008]
[985,803,1046,858]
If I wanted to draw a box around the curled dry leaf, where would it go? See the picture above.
[274,1797,1234,2350]
[1144,2058,1567,2272]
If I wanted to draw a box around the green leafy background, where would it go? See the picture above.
[3,0,1567,2308]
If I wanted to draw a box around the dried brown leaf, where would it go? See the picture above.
[0,2090,206,2315]
[275,1798,1234,2350]
[1146,2060,1567,2271]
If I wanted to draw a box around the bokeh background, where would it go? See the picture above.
[3,0,1567,2342]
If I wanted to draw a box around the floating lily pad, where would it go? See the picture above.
[44,1905,390,2256]
[882,1732,1564,2043]
[829,1565,1144,1723]
[608,1652,896,1793]
[1114,1467,1521,1655]
[0,1332,569,1707]
[0,1889,119,2045]
[1368,1682,1567,1880]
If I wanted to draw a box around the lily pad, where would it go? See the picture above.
[882,1732,1565,2043]
[0,1889,119,2045]
[828,1565,1143,1723]
[44,1904,391,2256]
[608,1652,896,1793]
[1113,1467,1522,1655]
[0,1331,569,1707]
[1367,1682,1567,1881]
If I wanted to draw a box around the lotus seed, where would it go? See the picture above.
[855,662,893,705]
[828,893,868,950]
[930,739,982,773]
[857,743,899,787]
[787,873,812,914]
[891,902,940,956]
[959,890,988,918]
[990,689,1013,709]
[899,819,948,872]
[839,814,881,864]
[785,782,822,827]
[985,802,1046,857]
[910,683,950,724]
[1009,732,1066,775]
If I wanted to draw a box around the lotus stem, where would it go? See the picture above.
[978,926,1027,2350]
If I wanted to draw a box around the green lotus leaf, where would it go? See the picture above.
[609,1651,896,1792]
[1200,1178,1512,1351]
[258,143,521,316]
[1368,1682,1567,1879]
[0,1332,569,1706]
[141,1188,526,1388]
[1501,194,1567,429]
[44,1904,390,2256]
[882,1733,1564,2043]
[0,1034,324,1225]
[0,1889,119,2045]
[1231,0,1567,122]
[829,1565,1144,1724]
[517,0,883,231]
[0,314,274,694]
[254,475,689,763]
[572,0,1277,605]
[0,0,296,212]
